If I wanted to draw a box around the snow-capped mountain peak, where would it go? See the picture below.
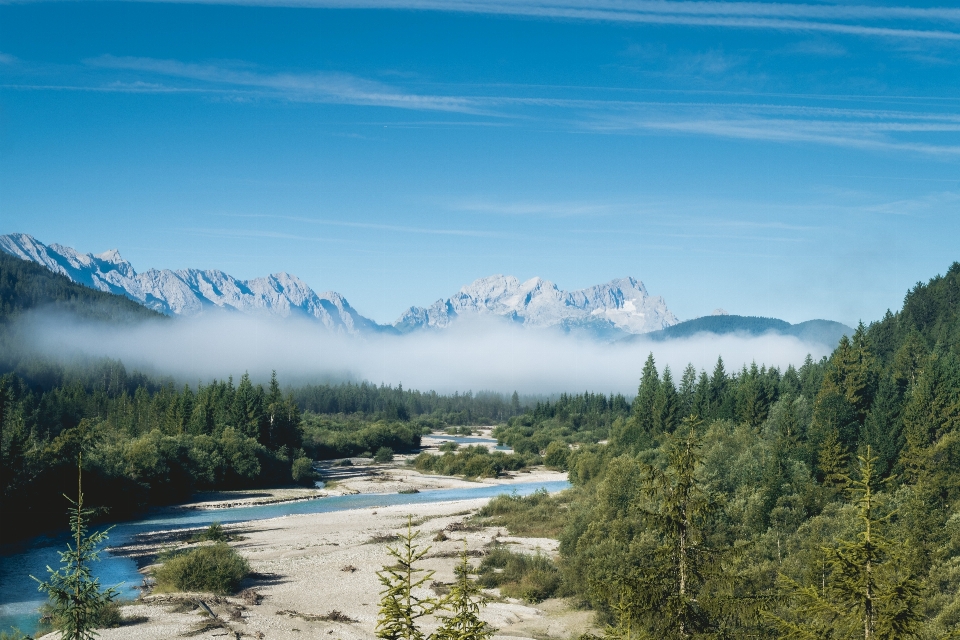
[1,233,680,339]
[0,233,380,335]
[394,273,678,336]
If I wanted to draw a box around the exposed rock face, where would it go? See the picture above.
[0,233,381,335]
[393,274,679,336]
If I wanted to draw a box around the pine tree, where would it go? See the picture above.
[606,417,720,639]
[678,364,698,418]
[432,542,494,640]
[767,447,924,639]
[818,430,850,493]
[633,354,661,436]
[32,452,119,640]
[655,367,680,435]
[862,376,904,478]
[709,357,731,421]
[377,517,439,640]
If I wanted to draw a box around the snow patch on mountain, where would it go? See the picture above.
[394,274,679,336]
[0,233,379,335]
[1,233,680,339]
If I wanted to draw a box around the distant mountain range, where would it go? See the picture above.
[637,314,852,347]
[395,274,679,337]
[0,234,679,337]
[0,233,382,335]
[0,233,852,345]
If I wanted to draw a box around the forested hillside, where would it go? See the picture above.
[640,313,852,347]
[0,252,163,324]
[487,262,960,637]
[0,361,526,542]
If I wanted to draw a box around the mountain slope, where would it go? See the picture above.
[0,251,164,324]
[394,274,679,337]
[0,233,385,335]
[637,314,853,347]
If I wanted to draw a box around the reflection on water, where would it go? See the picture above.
[0,480,569,635]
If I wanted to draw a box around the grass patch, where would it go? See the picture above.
[367,533,400,544]
[152,543,250,594]
[472,488,574,538]
[478,547,563,603]
[277,609,357,622]
[36,600,144,635]
[190,522,232,543]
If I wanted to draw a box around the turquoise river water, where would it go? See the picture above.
[0,479,569,635]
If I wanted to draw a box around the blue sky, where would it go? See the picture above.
[1,0,959,326]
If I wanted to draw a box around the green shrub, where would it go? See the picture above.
[543,440,570,470]
[291,456,316,485]
[37,599,127,635]
[191,522,229,543]
[374,447,395,463]
[152,543,250,594]
[474,488,575,537]
[477,547,562,603]
[439,441,460,452]
[414,446,539,479]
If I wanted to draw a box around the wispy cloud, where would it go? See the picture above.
[451,199,615,216]
[6,54,958,157]
[581,101,960,156]
[12,0,960,41]
[86,55,487,113]
[208,213,506,237]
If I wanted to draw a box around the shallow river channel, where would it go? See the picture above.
[0,479,569,635]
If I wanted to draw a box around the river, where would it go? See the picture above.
[0,479,569,635]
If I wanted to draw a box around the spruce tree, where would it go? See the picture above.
[606,417,720,639]
[767,447,924,639]
[377,517,439,640]
[678,364,698,418]
[818,430,850,494]
[432,542,494,640]
[656,367,680,435]
[32,452,119,640]
[633,354,661,438]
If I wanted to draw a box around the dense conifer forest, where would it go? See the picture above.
[484,262,960,637]
[0,252,162,324]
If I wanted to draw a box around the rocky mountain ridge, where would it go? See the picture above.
[0,233,679,338]
[0,233,380,334]
[394,274,679,336]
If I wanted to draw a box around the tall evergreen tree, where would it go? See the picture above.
[862,376,905,478]
[618,417,722,638]
[376,518,439,640]
[656,366,680,435]
[767,448,924,640]
[616,354,661,450]
[709,357,731,421]
[32,453,119,640]
[678,364,698,418]
[433,542,494,640]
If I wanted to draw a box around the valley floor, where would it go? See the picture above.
[55,467,588,640]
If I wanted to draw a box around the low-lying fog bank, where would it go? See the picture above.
[18,312,832,394]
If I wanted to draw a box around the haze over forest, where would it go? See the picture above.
[2,1,960,639]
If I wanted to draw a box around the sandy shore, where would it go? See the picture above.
[62,466,592,640]
[174,445,528,512]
